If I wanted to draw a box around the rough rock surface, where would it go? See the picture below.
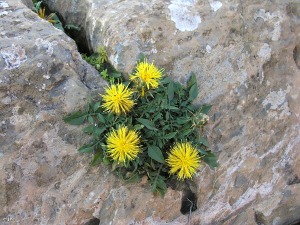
[1,0,300,225]
[0,0,107,224]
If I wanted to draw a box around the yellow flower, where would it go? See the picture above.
[166,142,201,180]
[106,126,141,163]
[101,83,134,115]
[130,59,163,90]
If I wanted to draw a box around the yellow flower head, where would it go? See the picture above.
[130,59,163,90]
[106,126,141,163]
[101,83,134,115]
[166,142,201,180]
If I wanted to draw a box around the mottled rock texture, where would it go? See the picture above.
[0,0,107,224]
[1,0,300,224]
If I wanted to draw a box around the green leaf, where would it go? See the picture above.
[83,125,94,134]
[198,136,209,147]
[78,144,94,153]
[136,118,158,131]
[176,117,190,125]
[198,148,209,155]
[91,152,104,166]
[179,129,193,138]
[156,177,167,195]
[54,22,64,31]
[161,76,172,84]
[165,105,179,110]
[124,173,141,183]
[106,114,115,123]
[187,72,197,89]
[133,124,144,130]
[202,152,218,168]
[93,102,100,112]
[34,1,42,11]
[111,72,122,78]
[153,113,162,122]
[188,83,198,101]
[97,113,106,123]
[63,111,87,125]
[94,127,106,136]
[162,132,177,139]
[102,157,110,165]
[88,116,94,124]
[200,104,212,115]
[151,175,167,196]
[167,82,174,102]
[148,145,165,163]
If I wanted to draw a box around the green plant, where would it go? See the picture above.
[64,59,217,195]
[82,47,122,84]
[32,1,62,29]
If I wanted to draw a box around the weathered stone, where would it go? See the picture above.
[0,0,107,224]
[1,0,300,224]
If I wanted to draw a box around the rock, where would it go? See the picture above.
[1,0,300,225]
[0,0,107,224]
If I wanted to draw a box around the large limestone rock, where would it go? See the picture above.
[0,0,107,224]
[44,0,300,224]
[1,0,300,224]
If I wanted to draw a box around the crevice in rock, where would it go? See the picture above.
[30,1,92,55]
[254,211,267,225]
[83,217,100,225]
[287,174,300,185]
[180,188,197,215]
[64,25,91,55]
[293,44,300,70]
[289,220,300,225]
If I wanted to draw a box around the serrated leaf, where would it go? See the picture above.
[202,152,218,168]
[167,82,174,102]
[136,118,158,131]
[63,111,87,125]
[162,132,177,139]
[78,144,94,153]
[148,145,165,163]
[188,83,198,101]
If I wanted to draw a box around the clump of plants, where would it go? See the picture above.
[64,58,217,195]
[82,47,122,84]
